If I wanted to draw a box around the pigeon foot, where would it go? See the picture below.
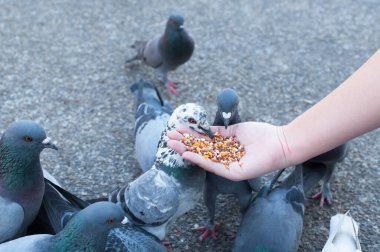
[312,190,332,207]
[166,81,179,95]
[193,223,220,242]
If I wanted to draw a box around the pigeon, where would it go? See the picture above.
[125,15,195,94]
[28,178,166,252]
[0,201,124,252]
[307,143,350,206]
[195,88,262,241]
[109,103,213,240]
[0,120,57,243]
[131,79,173,172]
[322,211,362,252]
[232,165,305,252]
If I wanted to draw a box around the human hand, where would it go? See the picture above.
[167,122,289,181]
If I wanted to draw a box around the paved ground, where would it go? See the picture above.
[1,0,379,251]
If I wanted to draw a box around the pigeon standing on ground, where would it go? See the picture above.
[125,15,194,94]
[109,103,213,240]
[306,143,350,206]
[28,179,166,252]
[131,79,173,172]
[0,201,124,252]
[195,88,262,241]
[0,120,57,243]
[322,211,362,252]
[232,165,305,252]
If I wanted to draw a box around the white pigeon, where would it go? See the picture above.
[322,211,362,252]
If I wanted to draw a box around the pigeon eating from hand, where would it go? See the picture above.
[131,79,173,172]
[195,88,262,241]
[233,165,305,252]
[0,120,57,243]
[27,178,166,252]
[0,201,124,252]
[109,103,213,240]
[125,15,194,95]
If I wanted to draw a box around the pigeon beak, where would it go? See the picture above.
[222,112,232,129]
[42,137,58,150]
[199,126,214,138]
[223,118,230,129]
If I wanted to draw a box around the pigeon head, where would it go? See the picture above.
[173,103,214,137]
[1,120,58,156]
[52,202,124,251]
[71,202,124,231]
[216,88,239,129]
[167,15,185,30]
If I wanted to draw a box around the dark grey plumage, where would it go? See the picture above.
[196,88,262,241]
[28,179,166,252]
[131,80,173,172]
[126,15,194,94]
[233,165,305,252]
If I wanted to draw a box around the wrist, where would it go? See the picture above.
[275,125,292,168]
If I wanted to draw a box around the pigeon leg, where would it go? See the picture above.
[194,182,219,241]
[312,164,335,207]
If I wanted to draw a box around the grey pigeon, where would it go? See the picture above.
[307,143,350,206]
[131,79,173,172]
[110,103,213,240]
[0,120,57,243]
[28,179,166,252]
[0,201,124,252]
[195,88,262,241]
[232,165,305,252]
[125,15,195,94]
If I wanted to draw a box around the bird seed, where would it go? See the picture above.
[180,132,245,168]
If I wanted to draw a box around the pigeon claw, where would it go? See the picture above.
[162,241,173,252]
[166,81,179,95]
[312,192,332,207]
[193,223,220,242]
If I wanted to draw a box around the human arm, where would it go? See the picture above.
[168,49,380,181]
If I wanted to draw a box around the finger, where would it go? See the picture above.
[182,152,244,181]
[167,130,184,141]
[167,140,187,154]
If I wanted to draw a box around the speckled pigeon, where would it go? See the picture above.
[0,120,57,243]
[28,178,166,252]
[232,165,305,252]
[306,143,350,206]
[322,211,362,252]
[195,88,262,241]
[109,103,213,240]
[125,15,194,94]
[0,201,124,252]
[131,79,173,172]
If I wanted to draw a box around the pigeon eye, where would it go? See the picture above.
[23,136,33,142]
[188,118,197,124]
[107,218,115,225]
